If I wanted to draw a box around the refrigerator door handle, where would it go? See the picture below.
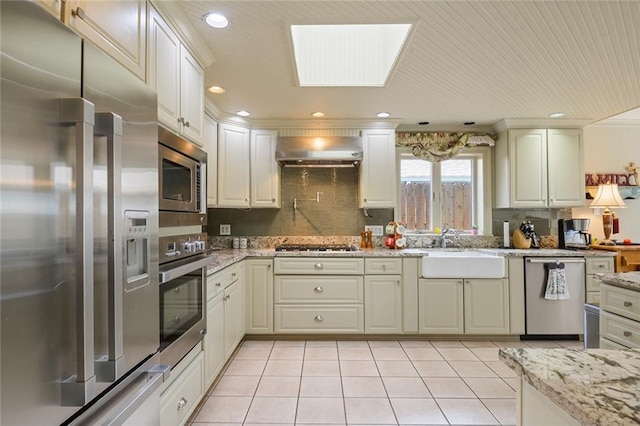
[94,112,125,382]
[60,98,98,406]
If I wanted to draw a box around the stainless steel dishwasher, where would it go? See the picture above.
[523,257,585,338]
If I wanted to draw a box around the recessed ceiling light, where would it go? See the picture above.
[236,110,250,117]
[418,121,430,126]
[376,112,390,118]
[311,112,325,118]
[463,121,476,125]
[549,112,565,118]
[204,13,229,28]
[207,85,226,94]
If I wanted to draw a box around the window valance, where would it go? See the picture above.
[395,132,496,162]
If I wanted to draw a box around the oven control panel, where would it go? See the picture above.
[160,233,208,264]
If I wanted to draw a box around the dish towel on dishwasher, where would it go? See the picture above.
[544,262,569,300]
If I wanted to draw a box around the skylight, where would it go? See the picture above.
[290,24,411,87]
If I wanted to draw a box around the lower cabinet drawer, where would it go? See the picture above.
[160,352,204,426]
[586,274,602,292]
[586,291,600,305]
[600,311,640,349]
[599,337,630,349]
[600,283,640,322]
[275,276,364,303]
[274,305,364,333]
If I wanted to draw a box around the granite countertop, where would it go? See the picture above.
[597,271,640,291]
[499,347,640,426]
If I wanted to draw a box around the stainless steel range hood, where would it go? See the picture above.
[275,136,363,167]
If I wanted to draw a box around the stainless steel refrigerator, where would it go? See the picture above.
[1,2,167,424]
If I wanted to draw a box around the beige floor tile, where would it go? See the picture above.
[430,340,465,348]
[263,359,303,376]
[382,377,431,398]
[342,376,387,397]
[337,340,370,348]
[224,359,267,376]
[375,360,419,377]
[233,345,273,360]
[244,396,297,424]
[194,396,252,423]
[412,360,458,378]
[436,398,500,425]
[448,361,498,378]
[423,377,475,398]
[435,347,479,361]
[399,339,434,348]
[464,378,516,398]
[210,375,260,396]
[368,340,401,347]
[274,340,306,347]
[492,341,529,348]
[484,361,517,378]
[482,398,517,425]
[340,360,380,377]
[371,347,409,361]
[306,339,338,347]
[242,339,275,348]
[469,347,500,362]
[296,397,346,424]
[523,340,562,348]
[403,347,444,361]
[344,397,397,424]
[390,398,448,425]
[339,347,374,360]
[269,346,305,360]
[305,346,339,360]
[255,376,300,397]
[462,340,498,348]
[300,376,343,397]
[503,377,520,391]
[303,360,341,376]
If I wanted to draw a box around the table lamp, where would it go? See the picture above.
[589,183,626,245]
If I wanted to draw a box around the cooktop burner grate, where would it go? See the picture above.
[274,244,357,252]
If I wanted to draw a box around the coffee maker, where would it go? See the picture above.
[558,218,592,249]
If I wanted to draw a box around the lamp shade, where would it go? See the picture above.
[589,183,627,208]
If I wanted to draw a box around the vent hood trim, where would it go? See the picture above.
[275,136,363,167]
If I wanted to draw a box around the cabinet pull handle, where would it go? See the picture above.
[382,264,387,271]
[314,315,324,322]
[314,286,324,293]
[215,282,221,287]
[314,263,324,269]
[177,117,184,124]
[72,7,85,19]
[623,331,632,337]
[177,397,187,410]
[396,280,400,285]
[232,272,237,277]
[268,264,272,269]
[624,301,632,307]
[272,198,276,202]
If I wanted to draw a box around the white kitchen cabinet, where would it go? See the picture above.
[419,278,510,334]
[585,257,614,304]
[246,259,273,334]
[250,130,280,208]
[359,129,397,208]
[203,292,224,389]
[495,128,584,208]
[148,7,204,144]
[160,346,204,426]
[600,283,640,349]
[64,0,146,81]
[364,275,402,333]
[217,123,251,208]
[204,113,218,207]
[223,267,245,359]
[508,257,526,335]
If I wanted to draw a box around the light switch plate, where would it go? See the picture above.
[220,224,231,235]
[365,225,384,236]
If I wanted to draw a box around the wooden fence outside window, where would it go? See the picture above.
[399,181,473,231]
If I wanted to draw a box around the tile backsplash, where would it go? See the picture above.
[207,167,393,236]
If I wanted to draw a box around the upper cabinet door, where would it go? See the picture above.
[36,0,62,18]
[547,129,584,207]
[218,123,250,208]
[147,6,180,132]
[359,129,397,208]
[64,0,146,81]
[508,129,548,208]
[204,114,218,207]
[179,45,204,145]
[250,130,280,208]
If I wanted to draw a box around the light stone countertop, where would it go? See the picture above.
[597,271,640,292]
[205,247,615,275]
[499,347,640,426]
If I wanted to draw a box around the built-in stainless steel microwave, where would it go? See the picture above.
[158,127,207,226]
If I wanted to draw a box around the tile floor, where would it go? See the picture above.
[190,339,582,426]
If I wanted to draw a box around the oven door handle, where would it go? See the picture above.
[159,255,212,284]
[526,258,585,264]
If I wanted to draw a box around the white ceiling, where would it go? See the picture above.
[170,1,640,129]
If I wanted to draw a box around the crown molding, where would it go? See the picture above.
[396,124,495,134]
[492,118,593,132]
[586,119,640,128]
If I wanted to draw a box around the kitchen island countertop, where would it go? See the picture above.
[500,347,640,426]
[597,271,640,291]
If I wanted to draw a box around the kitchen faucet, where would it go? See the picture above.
[440,228,459,248]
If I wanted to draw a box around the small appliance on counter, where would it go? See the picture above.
[558,218,592,249]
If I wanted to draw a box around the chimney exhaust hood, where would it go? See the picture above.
[275,136,363,167]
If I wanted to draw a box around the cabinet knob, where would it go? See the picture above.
[624,301,633,307]
[72,7,85,19]
[364,198,367,202]
[184,121,190,128]
[177,397,187,410]
[232,272,237,277]
[314,286,324,293]
[314,315,324,322]
[382,265,387,271]
[215,282,221,287]
[623,331,632,337]
[178,117,184,124]
[272,198,276,202]
[314,263,324,270]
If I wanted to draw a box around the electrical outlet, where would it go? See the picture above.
[219,224,231,235]
[365,225,384,236]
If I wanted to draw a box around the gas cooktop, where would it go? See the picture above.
[274,244,358,252]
